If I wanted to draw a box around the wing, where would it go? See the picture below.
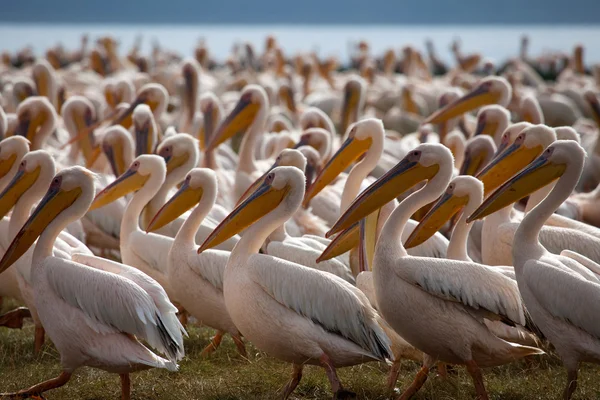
[560,249,600,277]
[400,257,525,325]
[250,254,391,360]
[523,259,600,340]
[129,232,173,274]
[266,241,355,283]
[539,225,600,265]
[46,257,184,361]
[55,231,94,257]
[184,249,229,291]
[71,253,186,338]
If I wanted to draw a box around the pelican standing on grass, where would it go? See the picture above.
[327,143,543,400]
[198,166,392,399]
[469,140,600,399]
[0,167,184,400]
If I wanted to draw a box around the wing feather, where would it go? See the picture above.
[523,259,600,340]
[46,256,184,361]
[399,257,525,325]
[250,254,391,360]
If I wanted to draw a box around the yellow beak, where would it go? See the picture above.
[404,190,468,249]
[161,151,189,175]
[468,155,566,223]
[200,103,219,151]
[358,209,380,272]
[425,85,497,125]
[198,179,289,253]
[147,179,203,232]
[0,166,41,219]
[476,140,544,196]
[103,140,127,177]
[0,154,18,181]
[327,157,439,237]
[0,184,82,274]
[340,85,359,135]
[236,160,279,207]
[316,222,359,263]
[89,165,149,210]
[206,95,259,151]
[303,135,372,207]
[460,148,488,177]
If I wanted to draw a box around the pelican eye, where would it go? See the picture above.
[265,173,275,185]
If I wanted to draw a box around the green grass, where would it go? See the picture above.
[1,298,599,399]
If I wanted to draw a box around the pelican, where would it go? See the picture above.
[239,147,353,281]
[328,143,543,400]
[0,149,94,350]
[423,77,512,126]
[0,167,184,400]
[206,85,273,201]
[468,140,600,399]
[14,96,58,151]
[472,105,511,146]
[146,168,247,357]
[198,166,392,399]
[476,125,600,266]
[305,118,448,262]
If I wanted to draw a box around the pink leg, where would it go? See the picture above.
[386,360,401,395]
[34,326,45,354]
[465,360,489,400]
[280,364,303,400]
[319,353,355,399]
[396,365,430,400]
[120,373,131,400]
[0,371,71,399]
[232,334,248,359]
[201,331,224,356]
[562,368,578,400]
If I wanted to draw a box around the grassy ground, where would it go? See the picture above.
[1,298,599,400]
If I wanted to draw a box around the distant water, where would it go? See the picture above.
[1,24,599,64]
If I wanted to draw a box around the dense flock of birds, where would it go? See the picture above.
[0,34,600,400]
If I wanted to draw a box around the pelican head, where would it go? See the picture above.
[300,107,335,136]
[199,166,304,253]
[237,148,307,206]
[12,79,37,105]
[0,136,30,188]
[327,143,454,237]
[584,90,600,126]
[424,77,512,125]
[90,154,165,210]
[198,92,223,150]
[295,127,331,161]
[133,104,158,157]
[476,124,556,196]
[147,168,218,233]
[156,133,199,178]
[303,118,383,207]
[0,150,56,219]
[207,85,268,151]
[62,96,99,166]
[340,76,366,135]
[520,95,544,124]
[554,126,580,143]
[103,77,135,109]
[278,82,297,114]
[460,135,496,176]
[405,176,483,248]
[32,59,57,106]
[468,140,584,223]
[0,166,95,274]
[112,83,168,128]
[182,59,200,105]
[15,97,57,150]
[473,105,510,144]
[102,125,134,177]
